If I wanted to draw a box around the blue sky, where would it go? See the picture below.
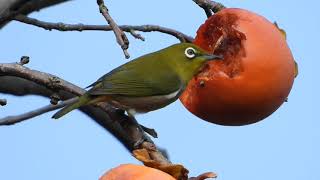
[0,0,318,180]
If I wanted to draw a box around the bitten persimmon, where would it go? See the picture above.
[180,8,295,126]
[100,164,175,180]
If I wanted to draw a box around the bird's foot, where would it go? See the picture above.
[140,125,158,138]
[126,110,158,138]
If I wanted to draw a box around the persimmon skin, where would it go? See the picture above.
[100,164,175,180]
[180,8,295,126]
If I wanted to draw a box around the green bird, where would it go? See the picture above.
[52,43,222,119]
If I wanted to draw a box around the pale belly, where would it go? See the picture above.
[108,89,181,113]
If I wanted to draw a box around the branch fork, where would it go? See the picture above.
[97,0,130,58]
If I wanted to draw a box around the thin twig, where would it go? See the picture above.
[129,29,145,41]
[188,172,217,180]
[0,99,7,106]
[0,98,77,125]
[193,0,225,17]
[14,15,193,42]
[97,0,130,58]
[0,0,70,28]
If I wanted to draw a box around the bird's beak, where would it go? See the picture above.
[201,54,223,61]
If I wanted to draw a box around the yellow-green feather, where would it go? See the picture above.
[52,94,91,119]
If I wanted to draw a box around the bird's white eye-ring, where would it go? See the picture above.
[185,47,196,59]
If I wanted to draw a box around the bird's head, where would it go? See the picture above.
[162,43,223,82]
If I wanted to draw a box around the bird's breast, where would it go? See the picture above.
[109,89,181,113]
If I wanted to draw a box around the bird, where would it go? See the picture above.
[52,43,222,120]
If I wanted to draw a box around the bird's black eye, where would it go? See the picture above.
[185,47,196,59]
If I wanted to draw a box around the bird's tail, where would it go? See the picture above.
[52,94,91,119]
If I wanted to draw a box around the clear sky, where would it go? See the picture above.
[0,0,318,180]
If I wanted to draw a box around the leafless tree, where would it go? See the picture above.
[0,0,224,179]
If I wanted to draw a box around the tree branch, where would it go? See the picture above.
[129,29,145,41]
[0,62,171,166]
[14,15,194,42]
[0,98,77,125]
[0,0,71,28]
[193,0,225,17]
[0,63,134,147]
[97,0,130,59]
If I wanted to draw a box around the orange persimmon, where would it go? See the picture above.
[100,164,175,180]
[180,8,295,126]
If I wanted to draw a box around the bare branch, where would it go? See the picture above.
[188,172,217,180]
[14,15,194,42]
[129,29,145,41]
[193,0,225,17]
[0,0,71,28]
[0,63,81,96]
[97,0,130,59]
[0,62,171,165]
[0,99,7,106]
[0,98,77,125]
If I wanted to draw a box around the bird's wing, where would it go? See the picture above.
[87,58,181,97]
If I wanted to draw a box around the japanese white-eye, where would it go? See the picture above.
[52,43,222,119]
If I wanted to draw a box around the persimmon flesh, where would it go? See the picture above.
[180,8,295,126]
[100,164,175,180]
